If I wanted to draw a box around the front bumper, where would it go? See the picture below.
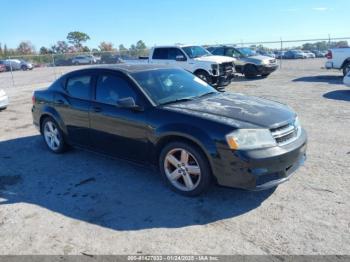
[0,95,9,109]
[213,128,307,190]
[256,64,278,75]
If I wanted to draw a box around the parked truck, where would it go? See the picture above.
[147,45,235,88]
[325,47,350,76]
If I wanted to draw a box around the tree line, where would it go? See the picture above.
[1,31,348,59]
[0,31,148,58]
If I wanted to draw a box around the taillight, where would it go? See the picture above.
[32,95,35,105]
[326,50,332,59]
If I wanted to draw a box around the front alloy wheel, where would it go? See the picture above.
[160,142,212,196]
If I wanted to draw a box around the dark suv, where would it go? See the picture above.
[32,65,307,196]
[207,46,278,78]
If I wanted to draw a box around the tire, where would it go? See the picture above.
[195,70,211,84]
[41,117,67,154]
[343,62,350,76]
[159,141,212,196]
[21,65,27,71]
[244,64,258,78]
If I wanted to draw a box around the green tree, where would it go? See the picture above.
[17,41,35,55]
[51,41,69,54]
[136,40,146,50]
[4,44,8,56]
[39,46,50,55]
[81,46,90,52]
[99,42,114,52]
[67,31,90,50]
[129,44,137,57]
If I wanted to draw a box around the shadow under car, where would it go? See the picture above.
[0,135,275,231]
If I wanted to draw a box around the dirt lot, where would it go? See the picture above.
[0,59,349,255]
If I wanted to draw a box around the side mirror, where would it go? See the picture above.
[117,97,143,111]
[176,55,186,61]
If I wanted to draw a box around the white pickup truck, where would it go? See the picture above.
[146,45,235,87]
[325,47,350,76]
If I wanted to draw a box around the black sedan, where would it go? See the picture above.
[32,65,307,196]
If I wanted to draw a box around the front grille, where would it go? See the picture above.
[270,122,298,146]
[269,59,276,64]
[219,62,234,76]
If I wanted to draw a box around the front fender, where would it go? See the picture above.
[153,123,219,174]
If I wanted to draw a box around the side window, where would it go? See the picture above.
[152,48,169,60]
[96,74,137,105]
[168,48,186,60]
[226,48,241,58]
[212,47,224,56]
[66,75,91,100]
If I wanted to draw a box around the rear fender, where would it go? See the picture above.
[40,106,68,136]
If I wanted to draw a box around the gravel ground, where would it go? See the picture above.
[0,59,349,255]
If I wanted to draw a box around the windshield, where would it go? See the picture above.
[182,46,212,58]
[237,48,256,57]
[131,68,217,105]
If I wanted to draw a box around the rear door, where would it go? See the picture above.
[89,71,150,162]
[151,47,190,71]
[150,48,169,65]
[53,70,94,146]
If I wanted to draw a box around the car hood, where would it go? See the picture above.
[241,55,275,64]
[163,92,296,128]
[194,55,236,63]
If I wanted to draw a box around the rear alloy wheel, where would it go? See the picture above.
[42,117,66,153]
[160,142,212,196]
[343,62,350,76]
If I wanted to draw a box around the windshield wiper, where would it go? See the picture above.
[160,97,195,105]
[197,91,217,99]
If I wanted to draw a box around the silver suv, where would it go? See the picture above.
[71,55,99,65]
[207,46,278,78]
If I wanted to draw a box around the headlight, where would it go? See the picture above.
[226,129,276,150]
[258,60,268,65]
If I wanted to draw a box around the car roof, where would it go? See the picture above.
[154,44,203,48]
[74,64,178,74]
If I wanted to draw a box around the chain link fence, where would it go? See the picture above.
[0,49,149,89]
[0,36,349,89]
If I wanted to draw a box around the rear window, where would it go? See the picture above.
[153,48,168,59]
[66,75,91,100]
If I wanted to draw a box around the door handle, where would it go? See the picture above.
[93,107,102,112]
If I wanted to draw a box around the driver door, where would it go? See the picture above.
[89,71,150,162]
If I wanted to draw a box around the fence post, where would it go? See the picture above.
[280,38,283,69]
[51,54,57,80]
[8,56,15,87]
